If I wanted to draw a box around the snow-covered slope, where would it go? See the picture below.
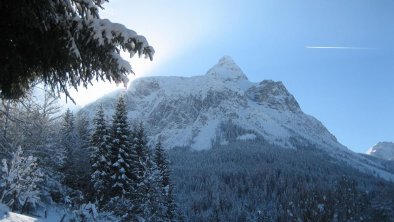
[0,204,37,222]
[83,56,340,150]
[81,56,394,180]
[0,212,37,222]
[367,142,394,160]
[0,204,76,222]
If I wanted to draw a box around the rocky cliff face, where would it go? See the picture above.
[246,80,301,113]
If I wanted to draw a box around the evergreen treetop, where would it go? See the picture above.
[90,105,111,205]
[109,96,135,199]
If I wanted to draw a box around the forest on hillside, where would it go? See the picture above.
[170,142,394,221]
[1,90,394,221]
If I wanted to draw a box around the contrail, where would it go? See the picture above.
[306,46,370,50]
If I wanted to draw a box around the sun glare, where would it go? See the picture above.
[66,2,225,108]
[65,55,156,108]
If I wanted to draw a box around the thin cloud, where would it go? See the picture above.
[306,46,371,50]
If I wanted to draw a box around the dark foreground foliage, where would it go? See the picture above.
[0,0,153,100]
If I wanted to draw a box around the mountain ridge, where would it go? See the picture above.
[83,56,339,151]
[81,56,394,180]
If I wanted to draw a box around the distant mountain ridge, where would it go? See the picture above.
[81,56,394,180]
[367,142,394,160]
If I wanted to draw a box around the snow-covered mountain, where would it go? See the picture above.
[367,142,394,160]
[83,56,339,150]
[81,56,394,180]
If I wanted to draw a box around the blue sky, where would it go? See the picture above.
[76,0,394,153]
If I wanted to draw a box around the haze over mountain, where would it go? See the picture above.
[81,56,394,180]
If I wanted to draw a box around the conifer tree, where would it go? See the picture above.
[60,109,76,165]
[76,112,90,151]
[74,112,91,195]
[60,109,79,190]
[166,185,178,221]
[109,96,136,201]
[60,109,88,201]
[131,123,154,218]
[153,140,178,221]
[154,141,170,190]
[90,105,111,206]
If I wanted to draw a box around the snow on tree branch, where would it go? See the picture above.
[0,147,43,210]
[0,0,154,101]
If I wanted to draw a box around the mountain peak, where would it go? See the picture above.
[367,142,394,160]
[206,56,248,81]
[218,55,236,64]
